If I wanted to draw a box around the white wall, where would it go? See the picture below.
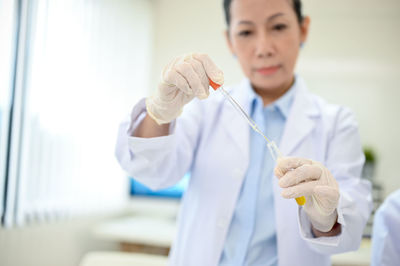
[150,0,243,90]
[151,0,400,197]
[299,0,400,196]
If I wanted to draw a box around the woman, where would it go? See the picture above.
[116,0,372,265]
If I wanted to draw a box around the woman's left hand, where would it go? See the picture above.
[274,157,340,233]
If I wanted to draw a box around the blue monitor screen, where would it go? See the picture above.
[130,173,190,198]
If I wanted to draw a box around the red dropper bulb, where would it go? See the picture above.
[209,78,221,91]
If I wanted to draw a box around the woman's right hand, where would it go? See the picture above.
[146,53,224,125]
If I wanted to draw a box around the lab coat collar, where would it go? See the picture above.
[274,78,297,119]
[279,76,320,155]
[244,76,298,120]
[221,76,319,158]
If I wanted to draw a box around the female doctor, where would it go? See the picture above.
[116,0,372,265]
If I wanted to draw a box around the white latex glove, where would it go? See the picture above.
[146,53,224,125]
[274,157,340,232]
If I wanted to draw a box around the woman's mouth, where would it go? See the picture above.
[255,65,281,76]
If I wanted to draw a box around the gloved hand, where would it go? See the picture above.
[274,157,340,232]
[146,53,224,125]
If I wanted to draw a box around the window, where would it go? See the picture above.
[1,0,153,226]
[0,0,18,225]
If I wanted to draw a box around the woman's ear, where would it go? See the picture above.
[300,16,311,45]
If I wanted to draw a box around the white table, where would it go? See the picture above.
[80,251,168,266]
[331,238,371,266]
[93,197,372,266]
[92,197,179,255]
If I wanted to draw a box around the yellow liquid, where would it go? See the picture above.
[295,196,306,206]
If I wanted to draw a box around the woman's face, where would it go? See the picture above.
[226,0,310,97]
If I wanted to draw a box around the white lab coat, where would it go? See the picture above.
[115,77,372,266]
[371,189,400,266]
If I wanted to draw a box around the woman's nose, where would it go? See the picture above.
[255,33,275,58]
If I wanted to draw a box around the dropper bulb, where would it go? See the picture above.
[209,79,221,90]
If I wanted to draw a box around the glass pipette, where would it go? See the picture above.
[209,79,306,206]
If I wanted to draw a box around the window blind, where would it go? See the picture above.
[4,0,153,226]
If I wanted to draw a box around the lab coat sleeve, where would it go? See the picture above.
[115,98,203,190]
[371,190,400,266]
[298,107,373,254]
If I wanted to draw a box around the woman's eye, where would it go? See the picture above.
[273,24,287,31]
[238,30,252,37]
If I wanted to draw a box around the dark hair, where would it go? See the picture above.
[223,0,304,26]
